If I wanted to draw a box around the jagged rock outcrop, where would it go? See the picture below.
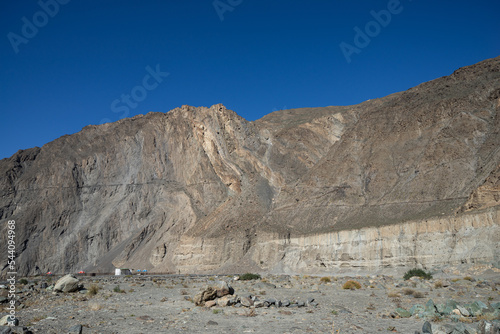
[1,56,499,276]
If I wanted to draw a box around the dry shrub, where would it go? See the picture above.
[87,284,100,296]
[392,298,402,308]
[342,280,361,290]
[246,309,257,317]
[412,291,425,298]
[434,281,443,288]
[320,277,331,283]
[89,303,103,311]
[388,292,401,298]
[402,288,415,296]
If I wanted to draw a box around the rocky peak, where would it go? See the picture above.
[1,57,499,276]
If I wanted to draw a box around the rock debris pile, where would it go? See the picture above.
[193,280,318,309]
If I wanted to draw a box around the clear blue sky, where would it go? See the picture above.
[1,0,499,159]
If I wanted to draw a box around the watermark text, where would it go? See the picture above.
[6,220,17,326]
[339,0,411,63]
[213,0,243,21]
[7,0,71,54]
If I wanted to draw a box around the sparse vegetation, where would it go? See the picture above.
[113,285,125,293]
[245,309,257,317]
[434,281,443,288]
[239,273,261,281]
[402,288,415,296]
[331,310,338,315]
[392,298,402,308]
[342,280,361,290]
[320,277,331,283]
[19,278,28,285]
[212,309,221,314]
[388,292,401,298]
[459,317,473,324]
[87,284,100,296]
[412,291,425,298]
[31,315,45,323]
[477,313,497,321]
[89,303,103,311]
[463,276,473,281]
[403,268,432,280]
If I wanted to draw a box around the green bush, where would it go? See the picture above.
[239,273,261,281]
[19,278,29,285]
[403,268,432,280]
[113,285,125,293]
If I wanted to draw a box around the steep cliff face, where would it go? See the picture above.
[1,57,499,276]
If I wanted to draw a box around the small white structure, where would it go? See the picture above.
[115,268,132,276]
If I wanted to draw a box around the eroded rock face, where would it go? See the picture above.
[1,57,500,276]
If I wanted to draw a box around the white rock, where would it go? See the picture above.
[54,274,80,293]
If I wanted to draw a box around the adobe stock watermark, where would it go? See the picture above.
[6,220,18,326]
[7,0,71,54]
[213,0,243,21]
[100,64,169,124]
[339,0,412,64]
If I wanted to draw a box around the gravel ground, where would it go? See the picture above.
[1,268,499,333]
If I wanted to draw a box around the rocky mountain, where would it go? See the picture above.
[1,56,500,276]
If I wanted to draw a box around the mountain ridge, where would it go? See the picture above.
[1,56,499,276]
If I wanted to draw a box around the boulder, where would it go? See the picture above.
[68,324,83,334]
[0,326,11,334]
[456,305,470,317]
[217,295,237,307]
[254,300,265,308]
[54,274,80,293]
[422,321,432,333]
[240,296,253,307]
[265,298,277,306]
[205,300,216,308]
[396,308,411,318]
[0,316,9,326]
[216,281,234,297]
[425,299,438,313]
[478,320,499,334]
[193,287,217,306]
[0,316,18,326]
[410,304,425,317]
[469,301,488,317]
